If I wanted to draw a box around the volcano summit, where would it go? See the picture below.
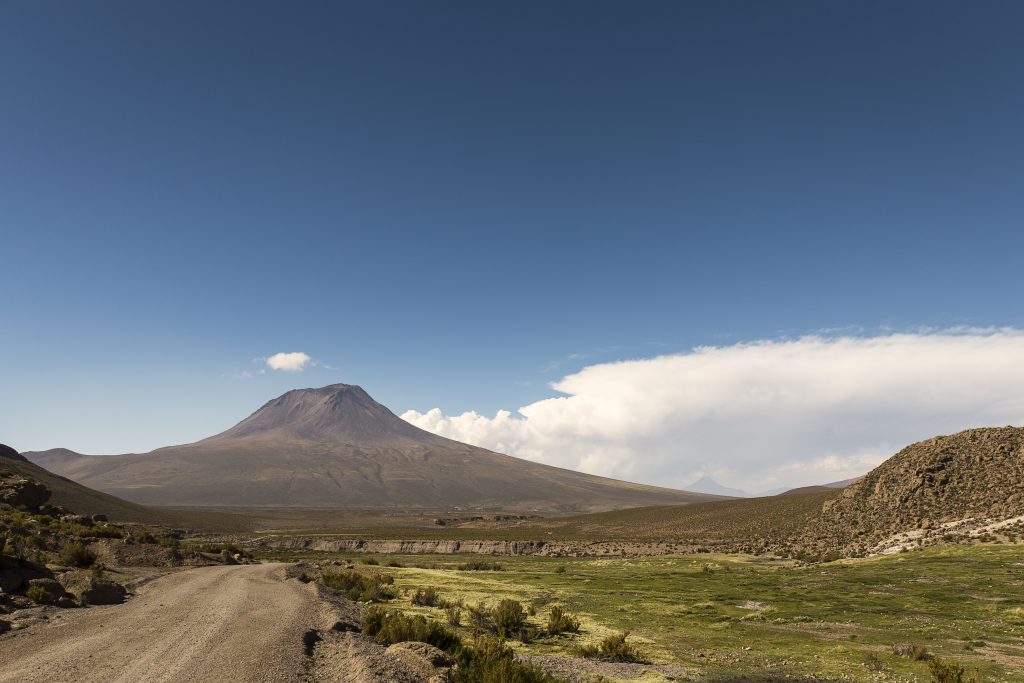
[27,384,714,511]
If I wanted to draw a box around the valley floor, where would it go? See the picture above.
[263,544,1024,682]
[3,545,1021,682]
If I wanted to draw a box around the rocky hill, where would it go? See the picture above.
[1,445,245,529]
[25,384,719,511]
[0,455,255,632]
[807,426,1024,555]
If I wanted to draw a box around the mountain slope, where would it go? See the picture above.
[25,384,719,511]
[0,444,242,528]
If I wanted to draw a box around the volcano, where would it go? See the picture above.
[26,384,718,511]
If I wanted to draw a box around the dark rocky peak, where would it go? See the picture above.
[205,383,439,445]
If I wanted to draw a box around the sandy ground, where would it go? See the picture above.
[0,563,348,683]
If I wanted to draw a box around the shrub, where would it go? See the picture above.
[492,599,528,639]
[446,605,463,627]
[156,536,181,549]
[457,560,502,571]
[60,542,96,568]
[454,635,560,683]
[26,584,55,604]
[363,607,560,683]
[133,530,158,544]
[546,606,580,636]
[572,631,643,663]
[361,557,380,566]
[364,606,462,652]
[554,564,567,574]
[929,656,981,683]
[320,570,395,602]
[467,602,494,632]
[412,587,441,607]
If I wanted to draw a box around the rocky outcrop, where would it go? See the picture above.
[258,536,714,557]
[58,570,128,605]
[26,577,74,606]
[0,557,50,593]
[808,426,1024,554]
[0,472,51,510]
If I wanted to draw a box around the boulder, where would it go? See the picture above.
[59,570,128,606]
[81,578,127,606]
[0,477,51,510]
[26,577,70,605]
[0,561,49,593]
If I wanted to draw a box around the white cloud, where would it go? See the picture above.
[402,330,1024,492]
[265,351,312,372]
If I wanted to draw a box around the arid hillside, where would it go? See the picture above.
[1,444,246,530]
[805,425,1024,553]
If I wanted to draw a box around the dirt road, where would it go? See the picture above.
[0,563,349,683]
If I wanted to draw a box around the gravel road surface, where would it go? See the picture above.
[0,563,343,683]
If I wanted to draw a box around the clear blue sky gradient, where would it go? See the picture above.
[2,1,1023,452]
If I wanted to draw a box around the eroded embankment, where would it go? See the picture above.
[255,536,713,557]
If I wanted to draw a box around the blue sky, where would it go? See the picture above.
[2,2,1023,476]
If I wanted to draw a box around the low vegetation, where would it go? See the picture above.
[320,569,396,602]
[545,605,580,637]
[929,657,982,683]
[59,542,97,568]
[457,560,503,571]
[571,631,643,663]
[411,586,441,607]
[364,606,563,682]
[264,545,1023,681]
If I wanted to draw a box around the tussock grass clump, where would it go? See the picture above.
[546,605,581,636]
[133,530,158,544]
[411,587,441,607]
[572,631,644,663]
[457,560,503,571]
[363,607,562,683]
[26,584,55,604]
[929,656,981,682]
[364,606,462,651]
[456,636,558,683]
[466,599,536,641]
[321,569,395,602]
[61,523,122,539]
[493,599,528,639]
[59,542,96,568]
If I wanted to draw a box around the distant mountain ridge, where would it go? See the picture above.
[0,443,240,528]
[26,383,720,512]
[684,476,749,498]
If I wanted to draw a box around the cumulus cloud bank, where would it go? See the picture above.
[265,351,312,372]
[402,330,1024,492]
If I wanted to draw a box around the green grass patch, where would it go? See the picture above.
[262,545,1024,681]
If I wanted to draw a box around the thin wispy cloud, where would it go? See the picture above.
[403,329,1024,491]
